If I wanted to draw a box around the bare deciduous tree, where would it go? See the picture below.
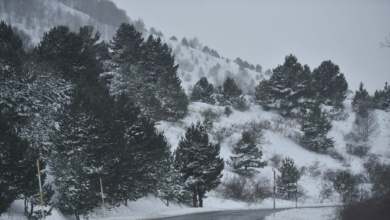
[353,110,379,142]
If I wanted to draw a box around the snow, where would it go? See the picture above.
[0,196,338,220]
[2,3,390,220]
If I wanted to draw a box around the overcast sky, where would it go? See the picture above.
[112,0,390,93]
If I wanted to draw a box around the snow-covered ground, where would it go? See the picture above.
[1,11,389,220]
[1,196,337,220]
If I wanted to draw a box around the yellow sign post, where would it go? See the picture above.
[100,177,105,217]
[37,160,45,219]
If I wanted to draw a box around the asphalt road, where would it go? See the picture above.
[154,209,280,220]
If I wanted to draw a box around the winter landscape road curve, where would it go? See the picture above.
[153,208,280,220]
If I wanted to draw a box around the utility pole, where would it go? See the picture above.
[37,160,45,219]
[273,169,276,217]
[295,181,298,208]
[100,177,105,217]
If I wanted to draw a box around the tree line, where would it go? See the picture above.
[0,21,223,220]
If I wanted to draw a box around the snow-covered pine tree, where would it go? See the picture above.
[0,114,38,215]
[228,131,267,175]
[174,122,224,207]
[372,82,390,111]
[352,82,373,117]
[190,77,215,104]
[220,77,242,105]
[300,102,334,152]
[255,79,272,110]
[154,39,189,120]
[50,92,103,218]
[333,170,357,203]
[108,24,188,121]
[256,54,312,116]
[0,20,30,124]
[312,60,348,107]
[277,157,300,200]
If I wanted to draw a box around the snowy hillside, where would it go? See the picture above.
[0,0,128,48]
[1,1,390,220]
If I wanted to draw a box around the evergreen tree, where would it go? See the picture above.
[0,114,38,215]
[109,25,188,121]
[110,23,143,66]
[300,102,334,152]
[254,79,272,110]
[333,170,357,203]
[255,55,312,115]
[277,157,300,200]
[221,77,242,101]
[191,77,215,104]
[312,60,348,107]
[228,131,267,175]
[0,20,30,124]
[50,92,103,218]
[372,82,390,111]
[174,122,224,207]
[352,82,373,116]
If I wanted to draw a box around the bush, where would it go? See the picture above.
[337,194,390,220]
[240,120,268,144]
[327,148,345,162]
[217,175,271,203]
[232,96,250,111]
[212,126,235,144]
[307,160,322,178]
[346,143,370,158]
[268,153,283,168]
[200,107,222,121]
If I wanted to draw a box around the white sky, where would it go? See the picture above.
[112,0,390,93]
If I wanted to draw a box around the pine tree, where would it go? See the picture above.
[333,170,357,203]
[352,82,373,116]
[221,77,242,102]
[110,23,143,66]
[255,55,312,115]
[372,82,390,111]
[0,21,30,123]
[300,102,334,152]
[191,77,214,104]
[312,60,348,107]
[174,122,224,207]
[0,114,37,215]
[255,79,272,110]
[277,157,300,200]
[228,131,267,175]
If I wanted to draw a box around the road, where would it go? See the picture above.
[154,209,281,220]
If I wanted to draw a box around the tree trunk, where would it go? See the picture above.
[124,199,128,207]
[29,203,34,219]
[192,192,198,207]
[198,193,203,208]
[24,199,28,215]
[75,211,80,220]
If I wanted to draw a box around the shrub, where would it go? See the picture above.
[337,194,390,220]
[268,153,283,168]
[346,143,370,158]
[200,107,222,121]
[217,175,271,203]
[212,126,235,144]
[307,160,322,178]
[224,106,232,117]
[232,96,250,111]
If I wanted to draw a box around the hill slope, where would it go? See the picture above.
[1,1,389,219]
